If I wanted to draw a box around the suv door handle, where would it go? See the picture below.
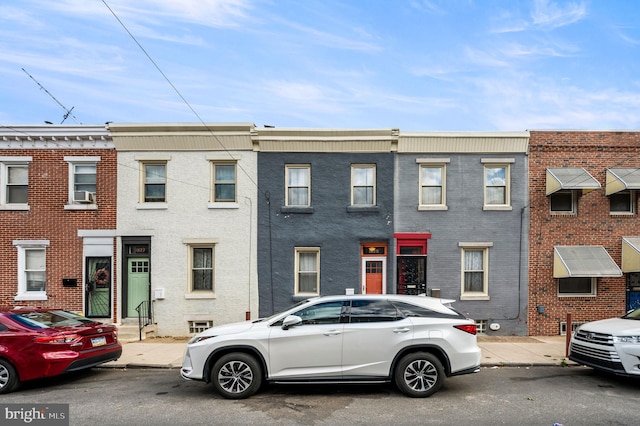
[393,327,411,333]
[324,330,342,336]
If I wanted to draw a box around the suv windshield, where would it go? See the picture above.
[622,307,640,320]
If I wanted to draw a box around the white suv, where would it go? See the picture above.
[569,307,640,377]
[181,294,481,399]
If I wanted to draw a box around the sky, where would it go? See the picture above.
[1,0,639,131]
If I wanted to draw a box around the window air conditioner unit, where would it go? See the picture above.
[74,191,94,203]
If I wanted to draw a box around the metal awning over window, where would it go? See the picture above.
[553,246,622,278]
[546,168,600,196]
[622,237,640,272]
[605,168,640,195]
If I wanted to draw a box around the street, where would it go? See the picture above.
[2,366,639,425]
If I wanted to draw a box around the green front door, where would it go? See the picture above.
[127,258,149,318]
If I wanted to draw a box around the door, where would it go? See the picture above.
[627,273,640,311]
[268,301,345,379]
[127,258,149,318]
[362,257,386,294]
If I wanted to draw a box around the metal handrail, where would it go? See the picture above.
[135,300,153,341]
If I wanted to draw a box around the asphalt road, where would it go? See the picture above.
[3,366,639,425]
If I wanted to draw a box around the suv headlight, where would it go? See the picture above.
[188,335,216,344]
[613,336,640,344]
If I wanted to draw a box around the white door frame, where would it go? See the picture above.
[361,257,387,294]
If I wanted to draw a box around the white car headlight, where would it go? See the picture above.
[613,336,640,344]
[188,335,216,344]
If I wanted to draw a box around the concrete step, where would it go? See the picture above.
[117,323,157,343]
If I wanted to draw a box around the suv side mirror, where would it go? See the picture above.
[282,315,302,330]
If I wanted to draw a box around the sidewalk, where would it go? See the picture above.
[101,335,575,370]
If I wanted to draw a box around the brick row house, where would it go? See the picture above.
[6,123,640,338]
[528,131,640,336]
[0,125,117,321]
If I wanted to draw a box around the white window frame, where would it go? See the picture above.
[482,159,513,211]
[13,240,50,301]
[285,165,311,207]
[140,161,168,205]
[558,277,597,297]
[0,157,31,211]
[609,190,636,215]
[183,239,218,299]
[210,161,237,204]
[351,164,376,206]
[459,242,492,300]
[550,190,577,214]
[64,156,99,210]
[295,247,320,296]
[417,159,449,210]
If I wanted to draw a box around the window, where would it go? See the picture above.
[295,248,319,295]
[351,164,376,206]
[550,190,576,213]
[293,301,343,325]
[0,157,31,208]
[459,243,492,300]
[349,299,401,323]
[65,157,99,206]
[419,165,445,207]
[484,164,510,208]
[610,190,635,214]
[558,277,596,296]
[13,240,49,301]
[212,162,236,203]
[143,162,166,203]
[285,165,310,206]
[190,246,214,292]
[189,320,213,333]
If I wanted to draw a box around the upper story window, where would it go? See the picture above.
[285,165,310,207]
[65,156,99,208]
[143,162,167,203]
[550,190,576,214]
[351,164,376,206]
[610,190,635,214]
[420,165,445,208]
[0,157,31,210]
[482,159,513,210]
[211,162,236,203]
[13,240,49,301]
[459,242,492,301]
[295,247,320,296]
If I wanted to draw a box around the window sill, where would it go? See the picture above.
[136,203,168,210]
[208,202,240,209]
[460,295,490,301]
[184,292,216,300]
[418,205,448,211]
[610,212,635,216]
[0,204,29,211]
[558,293,596,298]
[550,211,576,216]
[15,293,48,301]
[346,206,379,213]
[65,204,98,211]
[280,206,314,214]
[483,205,512,211]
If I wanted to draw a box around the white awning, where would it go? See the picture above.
[622,237,640,272]
[605,169,640,195]
[546,168,600,196]
[553,246,622,278]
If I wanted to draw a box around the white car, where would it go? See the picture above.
[181,294,481,399]
[569,307,640,377]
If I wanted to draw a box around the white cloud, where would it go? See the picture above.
[531,0,586,29]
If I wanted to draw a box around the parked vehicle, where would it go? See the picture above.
[0,307,122,393]
[181,294,481,399]
[569,307,640,377]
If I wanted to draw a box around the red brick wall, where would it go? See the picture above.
[0,148,117,319]
[528,131,640,335]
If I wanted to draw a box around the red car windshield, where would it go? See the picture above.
[10,310,95,329]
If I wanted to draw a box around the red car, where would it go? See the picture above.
[0,307,122,393]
